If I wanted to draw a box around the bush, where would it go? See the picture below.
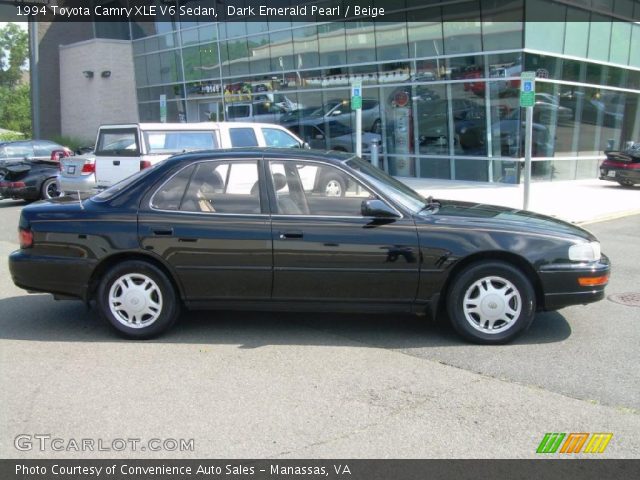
[0,131,26,142]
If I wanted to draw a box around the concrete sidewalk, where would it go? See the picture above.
[400,177,640,224]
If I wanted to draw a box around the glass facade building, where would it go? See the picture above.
[127,0,640,183]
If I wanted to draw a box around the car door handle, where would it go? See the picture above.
[152,228,174,236]
[279,231,303,240]
[113,160,120,166]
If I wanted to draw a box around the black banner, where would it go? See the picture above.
[0,0,639,23]
[2,459,640,480]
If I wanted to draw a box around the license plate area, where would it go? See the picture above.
[607,170,616,177]
[67,165,76,175]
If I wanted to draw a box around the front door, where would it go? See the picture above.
[138,158,272,304]
[267,159,420,306]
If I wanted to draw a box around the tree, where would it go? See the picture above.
[0,23,31,136]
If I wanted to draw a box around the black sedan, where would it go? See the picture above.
[0,159,63,201]
[599,144,640,187]
[9,148,610,344]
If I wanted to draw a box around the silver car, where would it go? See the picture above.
[57,153,96,195]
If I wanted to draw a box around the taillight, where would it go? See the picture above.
[19,228,33,249]
[0,181,26,188]
[140,160,152,170]
[81,162,95,174]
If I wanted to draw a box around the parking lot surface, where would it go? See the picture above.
[0,198,638,458]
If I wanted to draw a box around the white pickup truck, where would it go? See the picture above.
[91,122,305,189]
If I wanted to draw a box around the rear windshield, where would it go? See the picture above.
[92,162,161,202]
[96,129,140,156]
[143,130,219,154]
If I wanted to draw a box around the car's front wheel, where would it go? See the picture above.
[97,261,180,339]
[446,261,535,344]
[617,180,636,187]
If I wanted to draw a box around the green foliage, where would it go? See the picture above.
[0,23,29,88]
[0,83,31,136]
[0,23,31,137]
[51,135,93,152]
[0,131,25,142]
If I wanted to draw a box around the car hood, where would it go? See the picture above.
[420,199,596,242]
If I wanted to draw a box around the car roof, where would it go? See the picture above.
[166,147,355,166]
[97,122,293,131]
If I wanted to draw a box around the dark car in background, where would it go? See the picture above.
[599,143,640,187]
[9,148,609,344]
[0,140,72,201]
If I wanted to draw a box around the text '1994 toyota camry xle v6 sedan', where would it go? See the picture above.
[8,148,610,344]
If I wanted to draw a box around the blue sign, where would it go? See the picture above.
[523,81,532,92]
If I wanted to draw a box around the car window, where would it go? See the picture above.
[96,128,140,156]
[150,165,197,210]
[229,128,258,147]
[269,161,373,217]
[143,131,218,154]
[180,161,261,214]
[227,105,251,119]
[1,143,33,159]
[262,128,300,148]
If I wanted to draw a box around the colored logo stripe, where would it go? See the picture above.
[560,433,589,453]
[584,433,613,454]
[537,433,565,453]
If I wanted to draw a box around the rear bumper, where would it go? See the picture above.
[57,173,97,194]
[0,185,38,200]
[538,255,610,310]
[9,250,95,300]
[599,168,640,184]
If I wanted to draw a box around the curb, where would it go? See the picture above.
[577,209,640,226]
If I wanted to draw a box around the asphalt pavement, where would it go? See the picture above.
[0,198,638,458]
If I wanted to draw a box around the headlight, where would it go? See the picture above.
[568,241,601,262]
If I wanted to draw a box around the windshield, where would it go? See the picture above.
[347,158,427,213]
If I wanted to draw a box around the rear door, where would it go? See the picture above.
[138,158,272,304]
[94,127,141,188]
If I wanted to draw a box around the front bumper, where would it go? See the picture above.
[538,255,610,310]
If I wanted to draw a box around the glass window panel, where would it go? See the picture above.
[564,8,590,58]
[293,25,319,70]
[588,15,612,62]
[413,84,449,156]
[418,157,451,179]
[375,13,409,61]
[318,22,346,67]
[246,33,270,75]
[630,24,640,68]
[225,38,249,76]
[609,22,631,65]
[346,22,376,64]
[481,0,523,50]
[134,56,148,87]
[450,82,487,157]
[524,0,565,53]
[407,8,443,58]
[442,1,482,55]
[455,158,489,181]
[269,29,294,72]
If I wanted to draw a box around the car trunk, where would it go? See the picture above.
[60,156,94,178]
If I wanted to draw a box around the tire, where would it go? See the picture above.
[446,261,535,344]
[320,173,346,197]
[97,261,181,339]
[41,177,62,200]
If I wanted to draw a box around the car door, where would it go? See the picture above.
[138,158,272,304]
[267,158,420,306]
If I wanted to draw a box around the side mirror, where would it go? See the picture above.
[361,199,399,218]
[302,142,311,150]
[314,134,325,140]
[332,110,342,116]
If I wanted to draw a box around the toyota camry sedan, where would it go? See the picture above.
[9,148,610,344]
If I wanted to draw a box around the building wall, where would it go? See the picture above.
[35,22,94,140]
[59,39,138,142]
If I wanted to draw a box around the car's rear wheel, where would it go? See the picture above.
[41,177,62,200]
[97,261,180,339]
[446,261,535,344]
